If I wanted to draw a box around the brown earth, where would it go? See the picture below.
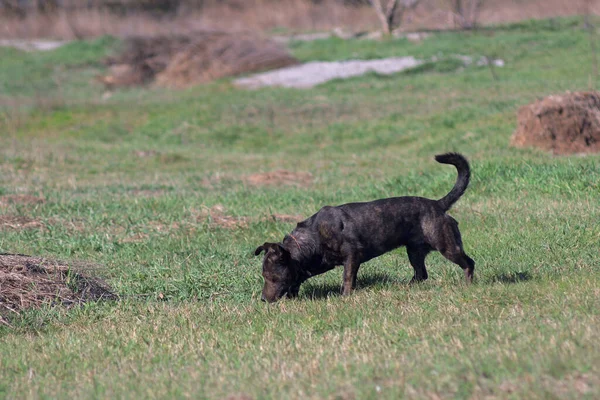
[99,32,298,88]
[0,194,45,206]
[511,91,600,154]
[198,204,250,229]
[270,213,304,223]
[0,215,45,230]
[133,150,160,158]
[498,372,597,396]
[245,170,313,187]
[0,253,115,321]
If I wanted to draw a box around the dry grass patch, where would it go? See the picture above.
[498,372,598,397]
[0,253,115,322]
[133,150,160,158]
[269,213,304,223]
[197,204,250,229]
[0,194,45,206]
[118,232,150,244]
[0,215,45,230]
[245,170,313,187]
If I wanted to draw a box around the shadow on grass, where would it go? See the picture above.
[488,271,533,284]
[301,272,405,300]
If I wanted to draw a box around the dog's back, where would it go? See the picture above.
[304,153,471,262]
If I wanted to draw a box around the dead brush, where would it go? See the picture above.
[100,31,298,88]
[0,254,116,322]
[155,32,299,87]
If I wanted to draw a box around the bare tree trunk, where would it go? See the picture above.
[64,8,84,39]
[0,0,26,17]
[450,0,483,30]
[454,0,463,19]
[36,0,59,14]
[370,0,397,34]
[370,0,419,35]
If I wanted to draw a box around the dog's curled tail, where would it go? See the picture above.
[435,152,470,211]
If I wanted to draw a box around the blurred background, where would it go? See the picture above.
[1,0,597,39]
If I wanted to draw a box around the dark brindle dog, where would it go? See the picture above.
[255,153,474,303]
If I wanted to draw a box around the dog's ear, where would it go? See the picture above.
[254,242,290,258]
[254,242,271,256]
[273,243,289,256]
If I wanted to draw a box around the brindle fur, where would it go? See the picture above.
[255,153,475,303]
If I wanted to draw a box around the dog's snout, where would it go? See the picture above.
[261,295,266,302]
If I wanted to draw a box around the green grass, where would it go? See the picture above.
[1,17,600,399]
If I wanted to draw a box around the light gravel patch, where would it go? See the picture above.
[235,56,423,89]
[235,55,504,89]
[0,39,69,52]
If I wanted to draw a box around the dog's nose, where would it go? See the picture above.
[261,295,266,302]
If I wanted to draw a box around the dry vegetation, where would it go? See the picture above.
[0,254,115,323]
[245,170,314,187]
[0,215,45,231]
[0,194,45,206]
[99,32,298,88]
[0,0,598,39]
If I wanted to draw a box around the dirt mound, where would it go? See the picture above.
[511,91,600,154]
[100,32,298,88]
[246,170,313,187]
[101,35,192,87]
[0,254,115,321]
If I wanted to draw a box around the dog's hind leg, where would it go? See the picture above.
[433,219,475,284]
[440,247,475,284]
[407,246,430,283]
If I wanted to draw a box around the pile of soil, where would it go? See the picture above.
[100,32,298,88]
[511,91,600,154]
[0,254,115,321]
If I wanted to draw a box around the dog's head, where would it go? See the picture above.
[255,242,301,303]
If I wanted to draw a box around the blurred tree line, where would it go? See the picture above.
[0,0,374,17]
[0,0,485,32]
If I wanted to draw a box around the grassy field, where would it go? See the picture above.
[1,17,600,399]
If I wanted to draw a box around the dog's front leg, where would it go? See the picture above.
[342,257,360,296]
[288,284,300,298]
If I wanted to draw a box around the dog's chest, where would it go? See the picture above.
[320,247,344,268]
